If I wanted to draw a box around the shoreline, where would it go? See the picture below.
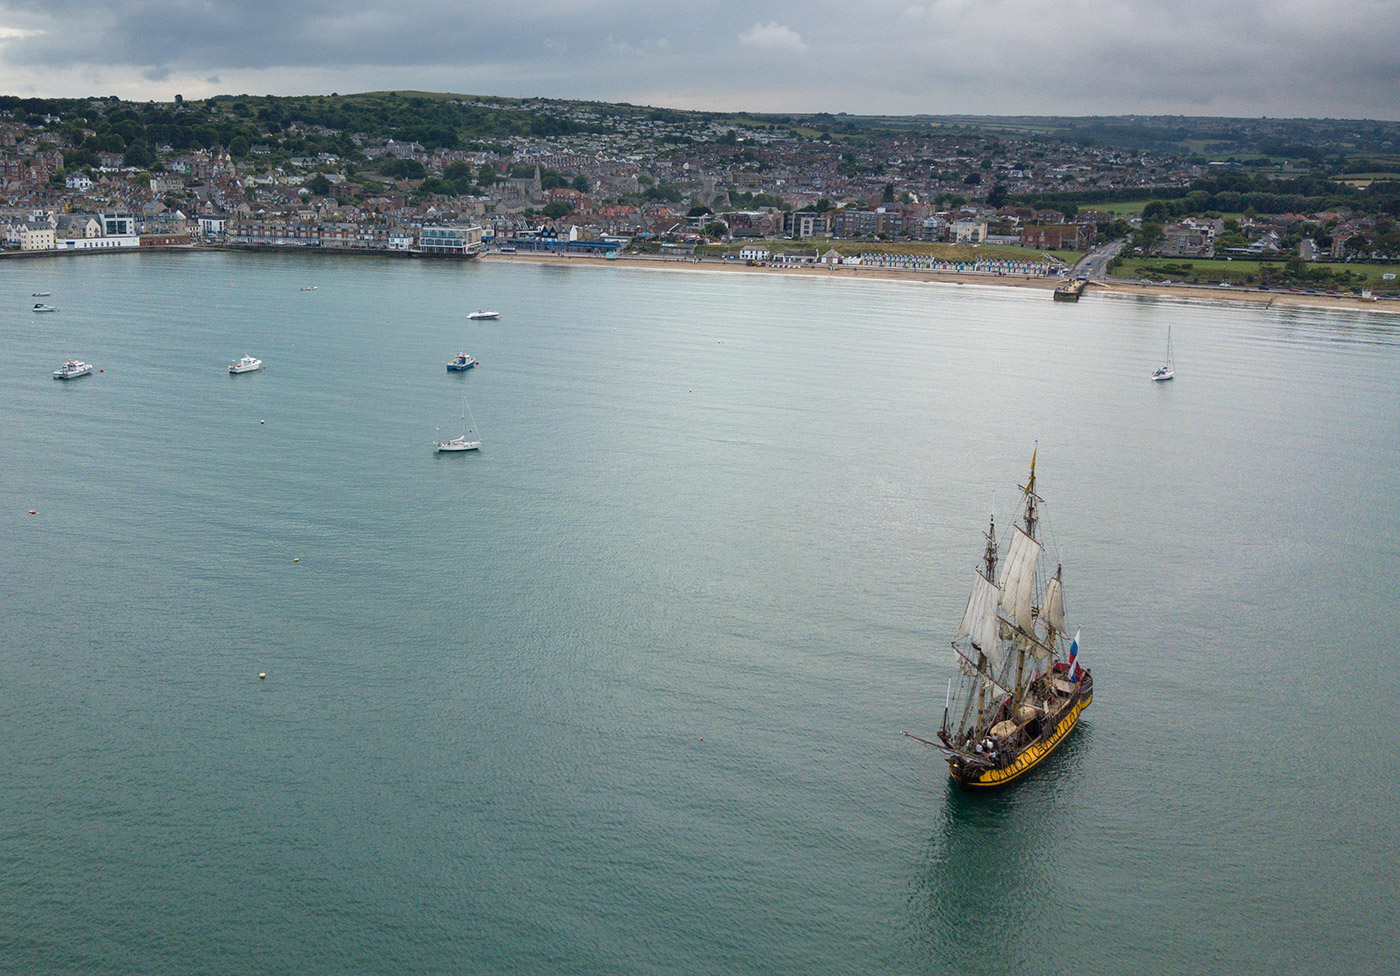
[483,250,1400,314]
[7,244,1395,314]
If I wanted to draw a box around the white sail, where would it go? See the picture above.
[1043,576,1067,634]
[978,596,1002,674]
[956,573,999,639]
[956,573,1004,674]
[998,525,1042,634]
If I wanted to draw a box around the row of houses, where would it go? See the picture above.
[225,218,484,255]
[4,207,487,257]
[5,212,140,251]
[734,244,1059,275]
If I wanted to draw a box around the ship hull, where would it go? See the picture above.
[947,675,1092,789]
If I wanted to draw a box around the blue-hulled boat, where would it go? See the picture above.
[446,353,478,372]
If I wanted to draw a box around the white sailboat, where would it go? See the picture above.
[1151,327,1175,381]
[434,396,482,452]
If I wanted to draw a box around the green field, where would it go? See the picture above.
[1079,199,1252,221]
[695,239,1080,265]
[1113,256,1400,291]
[1081,200,1152,216]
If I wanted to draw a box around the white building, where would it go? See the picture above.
[951,219,989,245]
[20,223,56,251]
[418,224,484,255]
[58,235,139,251]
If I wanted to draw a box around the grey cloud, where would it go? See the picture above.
[0,0,1396,119]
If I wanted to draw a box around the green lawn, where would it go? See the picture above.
[1081,200,1152,216]
[1114,256,1400,291]
[1078,199,1252,221]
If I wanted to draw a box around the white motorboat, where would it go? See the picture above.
[229,355,263,374]
[1151,327,1175,382]
[300,285,317,291]
[466,310,501,321]
[434,397,482,452]
[32,291,50,296]
[33,303,57,313]
[53,360,92,380]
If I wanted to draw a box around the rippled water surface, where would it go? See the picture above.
[2,253,1398,974]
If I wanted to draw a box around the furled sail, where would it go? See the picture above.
[1022,629,1052,662]
[956,573,1004,673]
[998,525,1042,634]
[983,675,1012,701]
[1042,576,1067,634]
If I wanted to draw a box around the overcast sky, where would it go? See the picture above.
[0,0,1396,119]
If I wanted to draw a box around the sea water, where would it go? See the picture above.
[2,252,1397,975]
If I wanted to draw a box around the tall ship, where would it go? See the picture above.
[910,452,1093,789]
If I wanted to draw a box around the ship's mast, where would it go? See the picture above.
[975,509,997,732]
[1011,449,1041,702]
[982,510,997,583]
[1020,447,1040,542]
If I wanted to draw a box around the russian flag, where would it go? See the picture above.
[1067,629,1081,681]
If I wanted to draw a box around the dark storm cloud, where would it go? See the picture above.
[0,0,1397,118]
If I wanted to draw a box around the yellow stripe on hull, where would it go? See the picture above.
[952,692,1092,789]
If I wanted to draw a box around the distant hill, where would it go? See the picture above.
[5,90,1398,172]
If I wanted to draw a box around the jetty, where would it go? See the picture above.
[1053,278,1087,302]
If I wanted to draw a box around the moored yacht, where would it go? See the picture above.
[466,310,501,321]
[434,396,482,452]
[229,355,263,374]
[33,303,57,313]
[1152,327,1175,382]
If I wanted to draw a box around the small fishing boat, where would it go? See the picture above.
[466,310,501,321]
[53,360,92,380]
[229,356,263,374]
[446,353,478,372]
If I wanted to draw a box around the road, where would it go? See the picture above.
[1071,240,1123,281]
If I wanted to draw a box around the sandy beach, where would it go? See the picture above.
[483,250,1400,315]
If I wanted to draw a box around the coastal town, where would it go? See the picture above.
[3,93,1398,293]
